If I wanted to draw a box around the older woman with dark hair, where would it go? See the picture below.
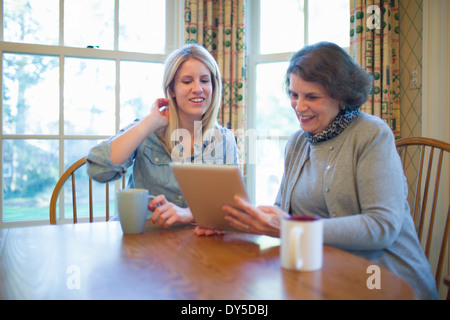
[210,42,438,299]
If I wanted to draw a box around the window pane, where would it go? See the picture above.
[65,139,101,166]
[3,139,58,221]
[2,53,59,135]
[3,0,59,45]
[260,0,304,54]
[64,58,115,135]
[255,139,287,206]
[308,0,350,47]
[120,61,164,128]
[256,62,299,136]
[119,0,166,54]
[64,0,114,49]
[255,63,299,206]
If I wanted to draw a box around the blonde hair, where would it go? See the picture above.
[159,44,222,153]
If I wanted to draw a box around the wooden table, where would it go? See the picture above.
[0,221,416,300]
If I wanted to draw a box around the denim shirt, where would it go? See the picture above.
[86,120,239,208]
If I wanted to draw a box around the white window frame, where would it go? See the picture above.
[0,0,184,227]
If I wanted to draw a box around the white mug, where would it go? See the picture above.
[280,216,323,271]
[116,189,149,234]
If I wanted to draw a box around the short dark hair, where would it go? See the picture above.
[285,42,373,110]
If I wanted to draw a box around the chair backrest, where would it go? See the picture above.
[395,137,450,290]
[49,157,126,224]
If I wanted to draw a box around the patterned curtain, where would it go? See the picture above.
[350,0,400,138]
[184,0,247,165]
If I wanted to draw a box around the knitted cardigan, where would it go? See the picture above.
[275,112,438,299]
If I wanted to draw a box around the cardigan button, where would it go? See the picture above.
[325,187,330,192]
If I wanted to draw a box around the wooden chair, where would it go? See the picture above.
[396,137,450,298]
[49,157,126,225]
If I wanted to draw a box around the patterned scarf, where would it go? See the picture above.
[305,108,360,144]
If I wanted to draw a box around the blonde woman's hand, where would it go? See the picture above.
[110,98,169,165]
[149,98,170,133]
[149,194,194,228]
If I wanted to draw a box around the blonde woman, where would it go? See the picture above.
[86,44,238,228]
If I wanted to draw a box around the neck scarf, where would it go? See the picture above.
[305,108,360,144]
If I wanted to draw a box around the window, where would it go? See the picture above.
[248,0,349,205]
[1,0,351,226]
[1,0,178,226]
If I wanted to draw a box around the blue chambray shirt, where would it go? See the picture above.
[86,120,239,208]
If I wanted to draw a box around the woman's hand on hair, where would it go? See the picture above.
[110,98,168,165]
[149,98,170,133]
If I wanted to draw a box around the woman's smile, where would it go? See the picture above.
[299,115,315,123]
[189,97,206,104]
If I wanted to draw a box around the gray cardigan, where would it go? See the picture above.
[275,112,438,299]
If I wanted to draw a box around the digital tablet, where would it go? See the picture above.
[171,163,249,231]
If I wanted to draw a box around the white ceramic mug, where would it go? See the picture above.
[116,189,150,234]
[280,216,323,271]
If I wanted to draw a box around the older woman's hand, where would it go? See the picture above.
[223,196,288,238]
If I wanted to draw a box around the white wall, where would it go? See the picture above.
[422,0,450,300]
